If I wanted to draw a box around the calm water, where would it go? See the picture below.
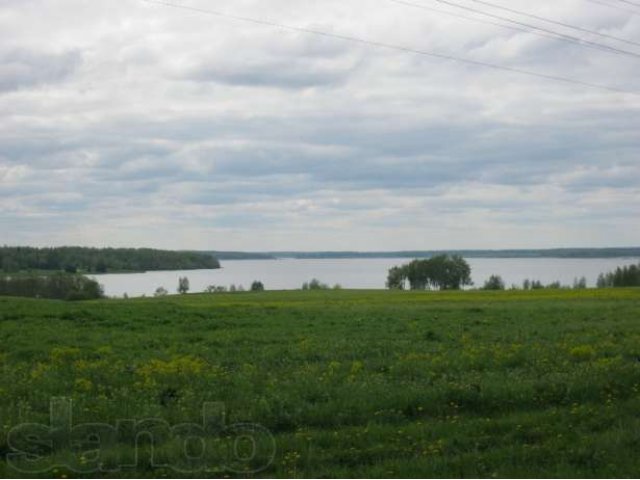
[92,257,640,297]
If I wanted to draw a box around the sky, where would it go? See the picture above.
[0,0,639,251]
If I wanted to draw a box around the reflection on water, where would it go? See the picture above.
[91,257,640,298]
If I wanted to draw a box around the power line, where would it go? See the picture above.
[582,0,640,15]
[141,0,637,95]
[427,0,640,59]
[467,0,640,48]
[386,0,592,44]
[389,0,640,56]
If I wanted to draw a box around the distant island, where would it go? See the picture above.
[0,247,220,273]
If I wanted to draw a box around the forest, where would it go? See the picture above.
[0,247,220,273]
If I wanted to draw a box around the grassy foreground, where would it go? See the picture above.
[1,289,640,478]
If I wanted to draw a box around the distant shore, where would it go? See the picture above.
[206,247,640,261]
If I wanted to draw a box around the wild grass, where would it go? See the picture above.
[1,288,639,477]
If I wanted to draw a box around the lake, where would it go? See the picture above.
[91,257,640,297]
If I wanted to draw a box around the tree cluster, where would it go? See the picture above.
[301,279,342,290]
[0,246,220,274]
[482,275,506,290]
[302,279,330,290]
[597,263,640,288]
[0,273,104,300]
[387,255,472,291]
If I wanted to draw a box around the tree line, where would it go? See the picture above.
[597,263,640,288]
[154,279,266,296]
[387,257,640,291]
[480,276,588,291]
[0,273,103,300]
[0,247,220,274]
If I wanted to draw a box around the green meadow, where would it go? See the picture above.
[1,288,640,478]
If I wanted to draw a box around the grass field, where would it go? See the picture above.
[1,288,640,478]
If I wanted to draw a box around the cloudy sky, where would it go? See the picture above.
[0,0,638,251]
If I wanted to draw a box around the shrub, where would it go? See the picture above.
[302,279,330,290]
[154,286,168,297]
[482,275,505,291]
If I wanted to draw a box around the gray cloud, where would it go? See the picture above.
[188,54,360,89]
[0,48,82,93]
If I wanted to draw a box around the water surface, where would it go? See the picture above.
[92,257,640,297]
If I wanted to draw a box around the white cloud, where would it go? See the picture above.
[0,0,639,249]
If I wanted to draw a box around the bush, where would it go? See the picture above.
[251,281,265,292]
[205,285,227,293]
[154,286,168,297]
[302,279,330,290]
[482,275,505,291]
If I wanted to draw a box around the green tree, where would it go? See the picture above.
[531,280,544,290]
[251,281,265,292]
[483,275,505,290]
[386,255,472,291]
[177,277,190,294]
[573,277,587,289]
[386,266,406,290]
[428,254,472,290]
[596,263,640,288]
[596,273,608,288]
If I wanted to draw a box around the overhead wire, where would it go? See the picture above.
[389,0,640,57]
[465,0,640,47]
[383,0,580,44]
[140,0,637,95]
[424,0,640,58]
